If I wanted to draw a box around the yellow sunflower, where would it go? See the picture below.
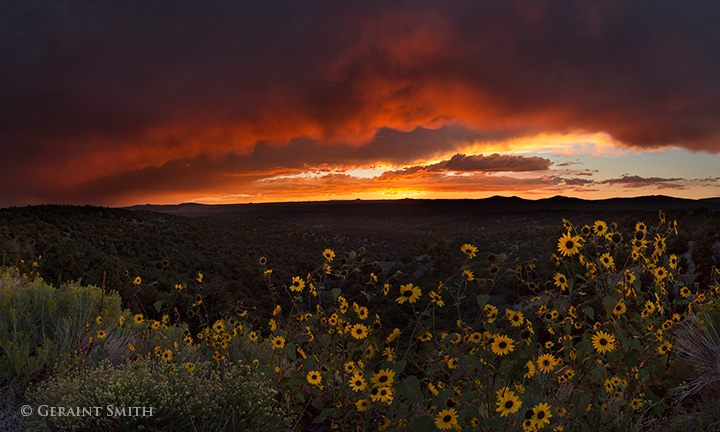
[658,342,672,355]
[613,301,627,317]
[355,399,370,412]
[491,335,515,356]
[323,248,335,262]
[289,276,305,292]
[557,232,582,257]
[591,330,616,354]
[495,390,522,417]
[460,244,478,258]
[271,335,286,349]
[351,323,369,340]
[434,408,459,430]
[537,353,558,373]
[553,273,568,291]
[593,220,608,236]
[600,253,614,269]
[307,370,322,386]
[349,373,367,392]
[530,402,553,429]
[396,284,421,304]
[370,369,396,388]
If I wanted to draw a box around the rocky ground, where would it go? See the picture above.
[0,386,27,432]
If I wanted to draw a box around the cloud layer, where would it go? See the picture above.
[1,0,720,204]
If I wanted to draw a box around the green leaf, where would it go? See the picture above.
[396,375,423,403]
[476,295,490,308]
[412,416,437,432]
[382,360,406,374]
[153,301,163,313]
[574,392,592,413]
[584,306,594,320]
[313,408,339,424]
[331,288,342,299]
[283,342,297,361]
[603,295,617,317]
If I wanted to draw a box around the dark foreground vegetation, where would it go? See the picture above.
[1,197,720,431]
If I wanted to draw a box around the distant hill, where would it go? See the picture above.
[125,195,720,219]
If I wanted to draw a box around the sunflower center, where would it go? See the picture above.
[566,241,574,248]
[600,338,608,345]
[379,376,388,383]
[505,401,514,408]
[537,411,545,419]
[443,415,452,422]
[404,290,413,297]
[499,342,507,349]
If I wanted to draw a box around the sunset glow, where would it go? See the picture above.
[1,1,720,207]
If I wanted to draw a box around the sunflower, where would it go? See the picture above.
[357,306,369,320]
[370,369,396,388]
[96,330,105,339]
[248,331,258,342]
[635,221,647,233]
[396,284,421,304]
[289,276,305,292]
[537,353,558,373]
[349,373,367,392]
[271,335,286,349]
[213,320,225,333]
[463,270,475,281]
[162,349,173,361]
[630,397,644,410]
[460,244,478,258]
[418,332,433,342]
[658,342,672,355]
[680,286,691,298]
[524,360,537,378]
[386,328,401,343]
[593,220,608,236]
[507,310,525,327]
[323,248,335,262]
[592,330,616,354]
[355,399,370,412]
[613,301,627,317]
[491,335,515,356]
[496,390,522,417]
[373,387,394,404]
[468,332,483,344]
[307,370,322,386]
[351,323,369,340]
[553,273,568,291]
[557,232,582,257]
[118,316,125,326]
[530,403,553,429]
[654,266,668,282]
[132,276,142,285]
[434,408,459,430]
[133,314,144,325]
[600,253,614,269]
[624,271,636,285]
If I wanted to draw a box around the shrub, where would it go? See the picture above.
[26,358,288,432]
[0,269,127,389]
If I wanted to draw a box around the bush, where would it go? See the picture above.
[0,269,127,389]
[26,358,289,432]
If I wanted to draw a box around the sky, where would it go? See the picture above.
[1,0,720,207]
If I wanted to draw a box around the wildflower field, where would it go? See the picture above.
[2,207,720,431]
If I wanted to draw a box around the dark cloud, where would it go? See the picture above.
[2,0,720,204]
[600,175,685,189]
[562,178,595,186]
